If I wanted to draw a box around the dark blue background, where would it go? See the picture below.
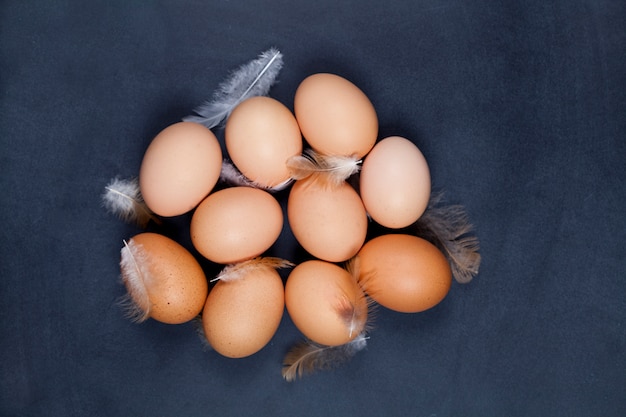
[1,1,625,416]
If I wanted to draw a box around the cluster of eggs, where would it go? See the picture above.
[120,73,453,362]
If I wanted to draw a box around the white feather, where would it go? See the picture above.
[102,177,159,228]
[183,48,283,129]
[119,239,152,322]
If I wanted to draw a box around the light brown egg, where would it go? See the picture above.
[202,265,285,358]
[360,136,431,228]
[287,178,368,263]
[119,232,209,324]
[285,260,368,346]
[225,96,303,188]
[294,73,378,158]
[356,234,451,313]
[190,186,283,264]
[139,122,222,217]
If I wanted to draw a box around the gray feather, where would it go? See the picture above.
[220,159,293,192]
[416,192,481,284]
[282,334,368,382]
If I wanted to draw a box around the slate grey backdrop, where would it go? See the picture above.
[1,1,625,416]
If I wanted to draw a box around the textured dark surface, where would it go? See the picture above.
[1,1,625,416]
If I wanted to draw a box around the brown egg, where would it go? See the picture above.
[356,234,451,313]
[225,96,303,188]
[285,260,368,346]
[139,122,222,217]
[119,232,209,324]
[202,265,284,358]
[294,73,378,158]
[190,186,283,264]
[287,178,368,263]
[360,136,431,228]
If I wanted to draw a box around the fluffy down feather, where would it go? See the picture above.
[102,177,159,228]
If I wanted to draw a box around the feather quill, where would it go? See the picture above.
[211,257,294,282]
[118,239,152,322]
[102,177,160,228]
[219,159,293,192]
[416,192,481,284]
[282,334,369,382]
[286,149,361,187]
[183,48,283,128]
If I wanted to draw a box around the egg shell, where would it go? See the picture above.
[287,178,368,263]
[190,186,283,264]
[356,234,451,313]
[285,260,368,346]
[294,73,378,158]
[123,233,209,324]
[360,136,431,229]
[225,96,303,188]
[139,122,222,217]
[202,265,284,358]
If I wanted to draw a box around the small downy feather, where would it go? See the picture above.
[219,159,293,192]
[183,48,283,129]
[333,282,376,340]
[343,257,378,334]
[335,295,367,339]
[119,239,152,322]
[282,333,369,382]
[286,149,361,187]
[416,192,481,284]
[193,316,213,352]
[102,177,160,228]
[212,257,294,282]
